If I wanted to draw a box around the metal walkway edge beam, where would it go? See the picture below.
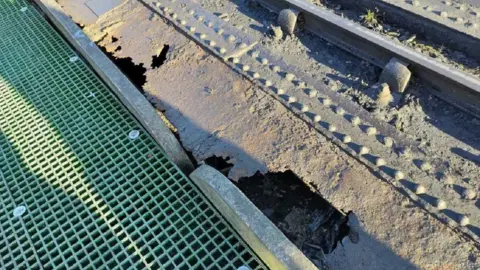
[0,1,270,268]
[255,0,480,117]
[33,0,194,173]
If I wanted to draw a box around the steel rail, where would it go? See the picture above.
[332,0,480,62]
[255,0,480,117]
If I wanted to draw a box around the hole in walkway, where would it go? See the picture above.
[204,156,351,260]
[204,156,233,176]
[98,44,147,89]
[74,22,85,29]
[151,45,170,69]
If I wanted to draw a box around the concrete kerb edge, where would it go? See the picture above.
[33,0,194,174]
[190,165,318,270]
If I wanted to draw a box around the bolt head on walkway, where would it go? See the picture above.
[13,206,26,217]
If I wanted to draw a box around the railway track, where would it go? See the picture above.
[134,0,480,243]
[325,0,480,62]
[257,0,480,118]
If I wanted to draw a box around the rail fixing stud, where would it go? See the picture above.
[376,158,386,167]
[278,8,300,35]
[359,146,369,155]
[383,137,394,147]
[366,127,377,136]
[285,73,295,81]
[227,35,236,43]
[351,116,361,126]
[459,215,470,226]
[462,189,476,200]
[336,107,345,115]
[415,185,426,194]
[420,161,432,172]
[394,170,405,180]
[379,58,411,93]
[436,199,447,210]
[441,173,455,185]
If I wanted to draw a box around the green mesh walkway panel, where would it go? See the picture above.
[0,1,268,269]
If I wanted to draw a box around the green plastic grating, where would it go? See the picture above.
[0,1,268,269]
